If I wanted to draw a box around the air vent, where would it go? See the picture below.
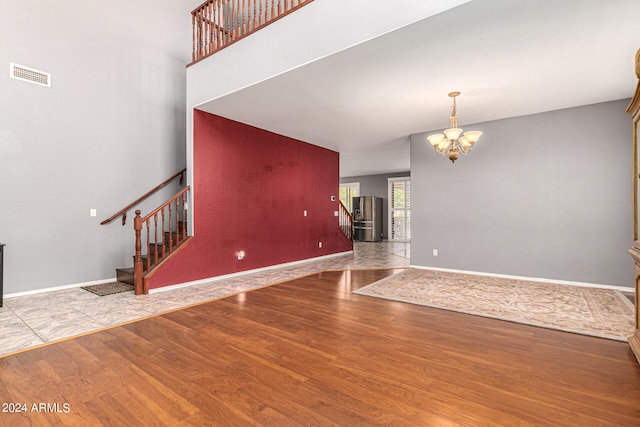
[10,63,51,87]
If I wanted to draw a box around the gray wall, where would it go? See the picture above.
[0,0,201,294]
[340,172,410,239]
[410,99,633,287]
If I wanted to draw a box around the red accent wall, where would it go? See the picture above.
[147,111,352,290]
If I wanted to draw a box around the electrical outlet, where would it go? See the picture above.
[334,211,339,216]
[237,250,245,260]
[318,242,323,248]
[90,209,97,217]
[433,249,438,256]
[304,210,307,216]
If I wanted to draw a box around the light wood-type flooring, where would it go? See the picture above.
[1,268,639,426]
[0,242,410,356]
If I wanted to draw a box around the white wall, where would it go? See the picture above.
[0,0,201,294]
[186,0,471,108]
[185,0,471,228]
[410,100,634,287]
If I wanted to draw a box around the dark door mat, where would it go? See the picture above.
[82,281,134,296]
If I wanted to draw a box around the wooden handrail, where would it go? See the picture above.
[189,0,314,66]
[101,168,186,225]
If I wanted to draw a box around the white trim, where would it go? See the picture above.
[4,277,117,299]
[149,251,354,294]
[340,182,360,188]
[339,182,360,213]
[3,252,356,299]
[388,176,411,242]
[409,264,633,292]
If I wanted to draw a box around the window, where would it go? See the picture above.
[339,182,360,213]
[388,177,411,241]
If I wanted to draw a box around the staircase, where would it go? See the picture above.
[116,217,189,290]
[101,169,191,295]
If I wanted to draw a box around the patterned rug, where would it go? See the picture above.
[81,282,134,296]
[354,269,635,341]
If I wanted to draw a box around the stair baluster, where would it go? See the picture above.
[128,186,191,294]
[338,201,354,242]
[134,210,144,294]
[190,0,314,64]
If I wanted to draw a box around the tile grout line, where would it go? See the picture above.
[3,305,47,346]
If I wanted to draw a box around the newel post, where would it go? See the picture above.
[134,210,144,295]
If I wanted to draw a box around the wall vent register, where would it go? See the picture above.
[10,63,51,87]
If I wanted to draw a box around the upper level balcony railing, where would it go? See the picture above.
[190,0,314,65]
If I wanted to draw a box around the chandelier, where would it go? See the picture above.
[427,91,482,163]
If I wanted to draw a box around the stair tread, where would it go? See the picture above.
[116,235,190,290]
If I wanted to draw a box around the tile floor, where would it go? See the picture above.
[0,242,410,357]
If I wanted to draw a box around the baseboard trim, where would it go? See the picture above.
[4,277,118,300]
[3,251,356,299]
[409,264,633,293]
[149,251,354,294]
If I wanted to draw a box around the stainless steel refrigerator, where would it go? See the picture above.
[352,196,383,242]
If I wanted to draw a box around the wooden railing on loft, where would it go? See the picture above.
[190,0,314,65]
[101,168,186,226]
[134,186,190,295]
[338,201,353,242]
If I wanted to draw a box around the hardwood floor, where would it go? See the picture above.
[1,269,639,426]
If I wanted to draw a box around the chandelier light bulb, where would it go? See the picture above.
[463,130,482,144]
[427,134,444,147]
[444,128,463,141]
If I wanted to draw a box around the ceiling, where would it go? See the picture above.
[196,0,640,177]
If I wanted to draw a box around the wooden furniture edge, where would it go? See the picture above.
[627,49,640,365]
[629,330,640,364]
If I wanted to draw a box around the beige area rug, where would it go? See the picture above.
[354,269,635,342]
